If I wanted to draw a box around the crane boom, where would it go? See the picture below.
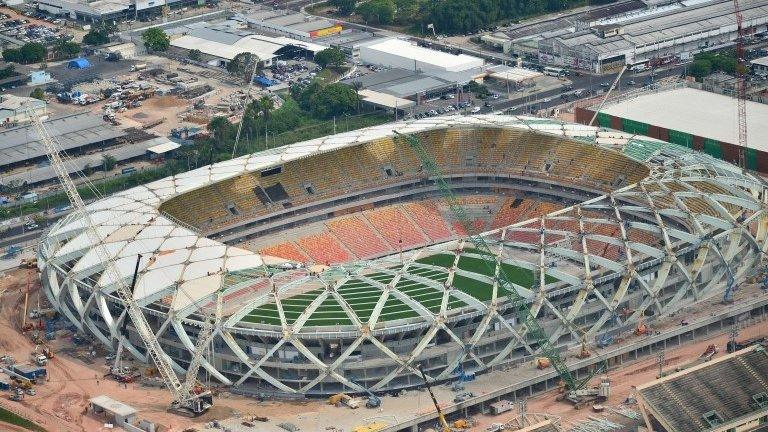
[417,365,451,432]
[396,131,583,391]
[27,105,210,415]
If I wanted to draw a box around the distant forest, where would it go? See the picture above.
[328,0,618,34]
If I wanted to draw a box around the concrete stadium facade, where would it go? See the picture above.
[37,115,768,396]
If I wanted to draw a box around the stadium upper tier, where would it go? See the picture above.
[38,115,768,395]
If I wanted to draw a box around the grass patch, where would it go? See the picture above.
[241,252,560,326]
[0,406,46,432]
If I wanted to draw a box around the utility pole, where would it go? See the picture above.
[729,326,739,352]
[518,398,527,427]
[657,350,665,378]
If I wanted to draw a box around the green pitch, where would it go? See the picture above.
[241,252,557,327]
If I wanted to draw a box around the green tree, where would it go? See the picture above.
[309,83,359,118]
[2,48,21,63]
[142,27,170,52]
[4,43,47,64]
[227,52,260,83]
[21,43,47,63]
[55,40,81,59]
[82,22,115,46]
[465,80,490,96]
[208,116,232,153]
[314,47,346,69]
[29,88,45,100]
[0,64,16,79]
[356,0,396,25]
[394,0,418,24]
[102,154,117,171]
[329,0,355,15]
[188,49,202,61]
[689,59,712,81]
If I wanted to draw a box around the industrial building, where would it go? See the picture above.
[38,115,766,396]
[0,94,46,126]
[538,0,768,72]
[0,112,126,171]
[238,8,342,41]
[169,26,326,68]
[637,345,768,432]
[36,0,201,22]
[752,55,768,76]
[0,137,179,188]
[575,85,768,171]
[359,38,484,74]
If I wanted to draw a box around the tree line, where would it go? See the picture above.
[328,0,601,33]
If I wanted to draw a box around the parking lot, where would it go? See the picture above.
[0,7,71,47]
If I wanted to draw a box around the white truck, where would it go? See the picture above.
[130,63,148,72]
[32,353,47,366]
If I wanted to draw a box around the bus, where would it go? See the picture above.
[543,66,566,77]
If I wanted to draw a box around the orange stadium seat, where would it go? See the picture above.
[297,233,351,265]
[326,216,392,259]
[402,202,453,242]
[260,242,308,262]
[365,207,427,249]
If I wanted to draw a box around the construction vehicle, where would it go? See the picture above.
[329,393,360,409]
[728,337,767,353]
[9,389,24,401]
[576,336,592,359]
[634,320,648,336]
[31,353,47,366]
[350,379,381,408]
[417,365,471,431]
[26,104,217,417]
[700,344,718,361]
[19,257,37,269]
[535,357,551,369]
[352,422,388,432]
[559,375,611,410]
[397,131,607,408]
[597,334,613,348]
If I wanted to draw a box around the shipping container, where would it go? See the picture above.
[12,364,46,379]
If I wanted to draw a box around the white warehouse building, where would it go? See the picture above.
[359,38,484,74]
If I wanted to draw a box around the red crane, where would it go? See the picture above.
[733,0,748,162]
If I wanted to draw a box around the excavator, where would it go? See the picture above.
[417,365,472,431]
[350,379,381,408]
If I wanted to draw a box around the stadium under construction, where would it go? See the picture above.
[36,114,768,402]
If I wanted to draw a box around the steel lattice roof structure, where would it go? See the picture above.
[37,115,768,395]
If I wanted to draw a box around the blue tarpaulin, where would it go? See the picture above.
[67,58,91,69]
[254,75,278,87]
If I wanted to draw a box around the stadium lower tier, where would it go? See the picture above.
[37,116,768,396]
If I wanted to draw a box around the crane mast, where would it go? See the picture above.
[27,106,212,416]
[396,131,592,393]
[734,0,748,156]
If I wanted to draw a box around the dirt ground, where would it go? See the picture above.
[469,307,768,431]
[1,266,765,432]
[0,268,326,432]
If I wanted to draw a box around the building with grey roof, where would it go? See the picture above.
[0,95,46,126]
[0,112,126,170]
[0,137,173,188]
[538,0,768,72]
[37,0,201,23]
[340,67,484,101]
[240,7,342,41]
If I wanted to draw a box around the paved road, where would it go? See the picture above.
[480,63,687,115]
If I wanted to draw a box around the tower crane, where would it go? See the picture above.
[27,105,215,416]
[733,0,748,163]
[396,131,605,405]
